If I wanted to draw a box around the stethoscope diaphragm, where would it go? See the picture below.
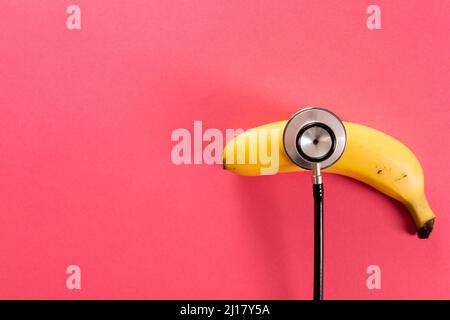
[283,107,346,170]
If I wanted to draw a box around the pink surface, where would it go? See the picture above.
[0,0,449,299]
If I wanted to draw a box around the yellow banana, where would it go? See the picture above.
[223,120,435,238]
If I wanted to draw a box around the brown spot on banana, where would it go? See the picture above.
[395,173,408,181]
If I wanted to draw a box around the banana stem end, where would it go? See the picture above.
[417,218,435,239]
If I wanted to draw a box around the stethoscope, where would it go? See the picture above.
[283,107,347,300]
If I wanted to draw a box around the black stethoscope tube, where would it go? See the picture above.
[313,183,324,300]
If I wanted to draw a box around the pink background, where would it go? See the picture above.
[0,0,449,299]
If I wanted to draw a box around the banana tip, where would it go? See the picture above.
[417,218,435,239]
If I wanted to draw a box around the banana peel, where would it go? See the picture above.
[223,120,436,238]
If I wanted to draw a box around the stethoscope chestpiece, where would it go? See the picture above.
[283,107,346,170]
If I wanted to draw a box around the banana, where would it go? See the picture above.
[223,120,436,238]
